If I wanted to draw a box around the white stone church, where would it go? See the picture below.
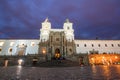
[0,18,120,57]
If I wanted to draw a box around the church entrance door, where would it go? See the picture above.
[54,48,61,59]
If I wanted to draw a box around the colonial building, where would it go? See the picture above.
[0,18,120,59]
[39,18,76,59]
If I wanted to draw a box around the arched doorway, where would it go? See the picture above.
[54,48,61,59]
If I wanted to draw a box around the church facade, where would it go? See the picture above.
[0,18,120,59]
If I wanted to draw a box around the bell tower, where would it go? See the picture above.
[63,19,74,42]
[40,18,51,42]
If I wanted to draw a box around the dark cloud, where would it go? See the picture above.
[0,0,120,39]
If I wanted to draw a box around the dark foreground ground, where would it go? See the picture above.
[0,65,120,80]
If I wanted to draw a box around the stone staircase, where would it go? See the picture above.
[33,59,80,67]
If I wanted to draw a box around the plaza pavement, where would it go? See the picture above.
[0,65,120,80]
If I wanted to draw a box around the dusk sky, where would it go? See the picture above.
[0,0,120,40]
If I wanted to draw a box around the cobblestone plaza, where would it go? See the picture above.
[0,65,120,80]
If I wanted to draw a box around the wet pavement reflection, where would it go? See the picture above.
[0,65,120,80]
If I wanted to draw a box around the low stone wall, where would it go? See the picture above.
[66,54,89,65]
[0,54,46,66]
[0,54,91,66]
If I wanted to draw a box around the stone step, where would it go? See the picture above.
[33,59,79,67]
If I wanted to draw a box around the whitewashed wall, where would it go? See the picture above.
[0,39,120,55]
[75,40,120,54]
[0,40,39,55]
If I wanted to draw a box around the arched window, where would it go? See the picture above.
[77,44,79,47]
[9,48,12,53]
[98,44,100,47]
[0,48,2,52]
[84,44,87,47]
[105,44,107,47]
[118,44,120,47]
[92,44,94,47]
[111,44,114,47]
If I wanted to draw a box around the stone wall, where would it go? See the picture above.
[0,53,90,66]
[0,54,46,66]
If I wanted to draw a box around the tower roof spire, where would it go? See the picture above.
[65,18,70,23]
[44,17,49,22]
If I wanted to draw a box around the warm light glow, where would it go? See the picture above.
[89,54,120,65]
[42,49,46,54]
[102,65,110,76]
[18,59,23,66]
[115,56,118,59]
[91,58,95,64]
[55,53,60,58]
[91,58,94,60]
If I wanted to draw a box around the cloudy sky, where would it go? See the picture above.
[0,0,120,39]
